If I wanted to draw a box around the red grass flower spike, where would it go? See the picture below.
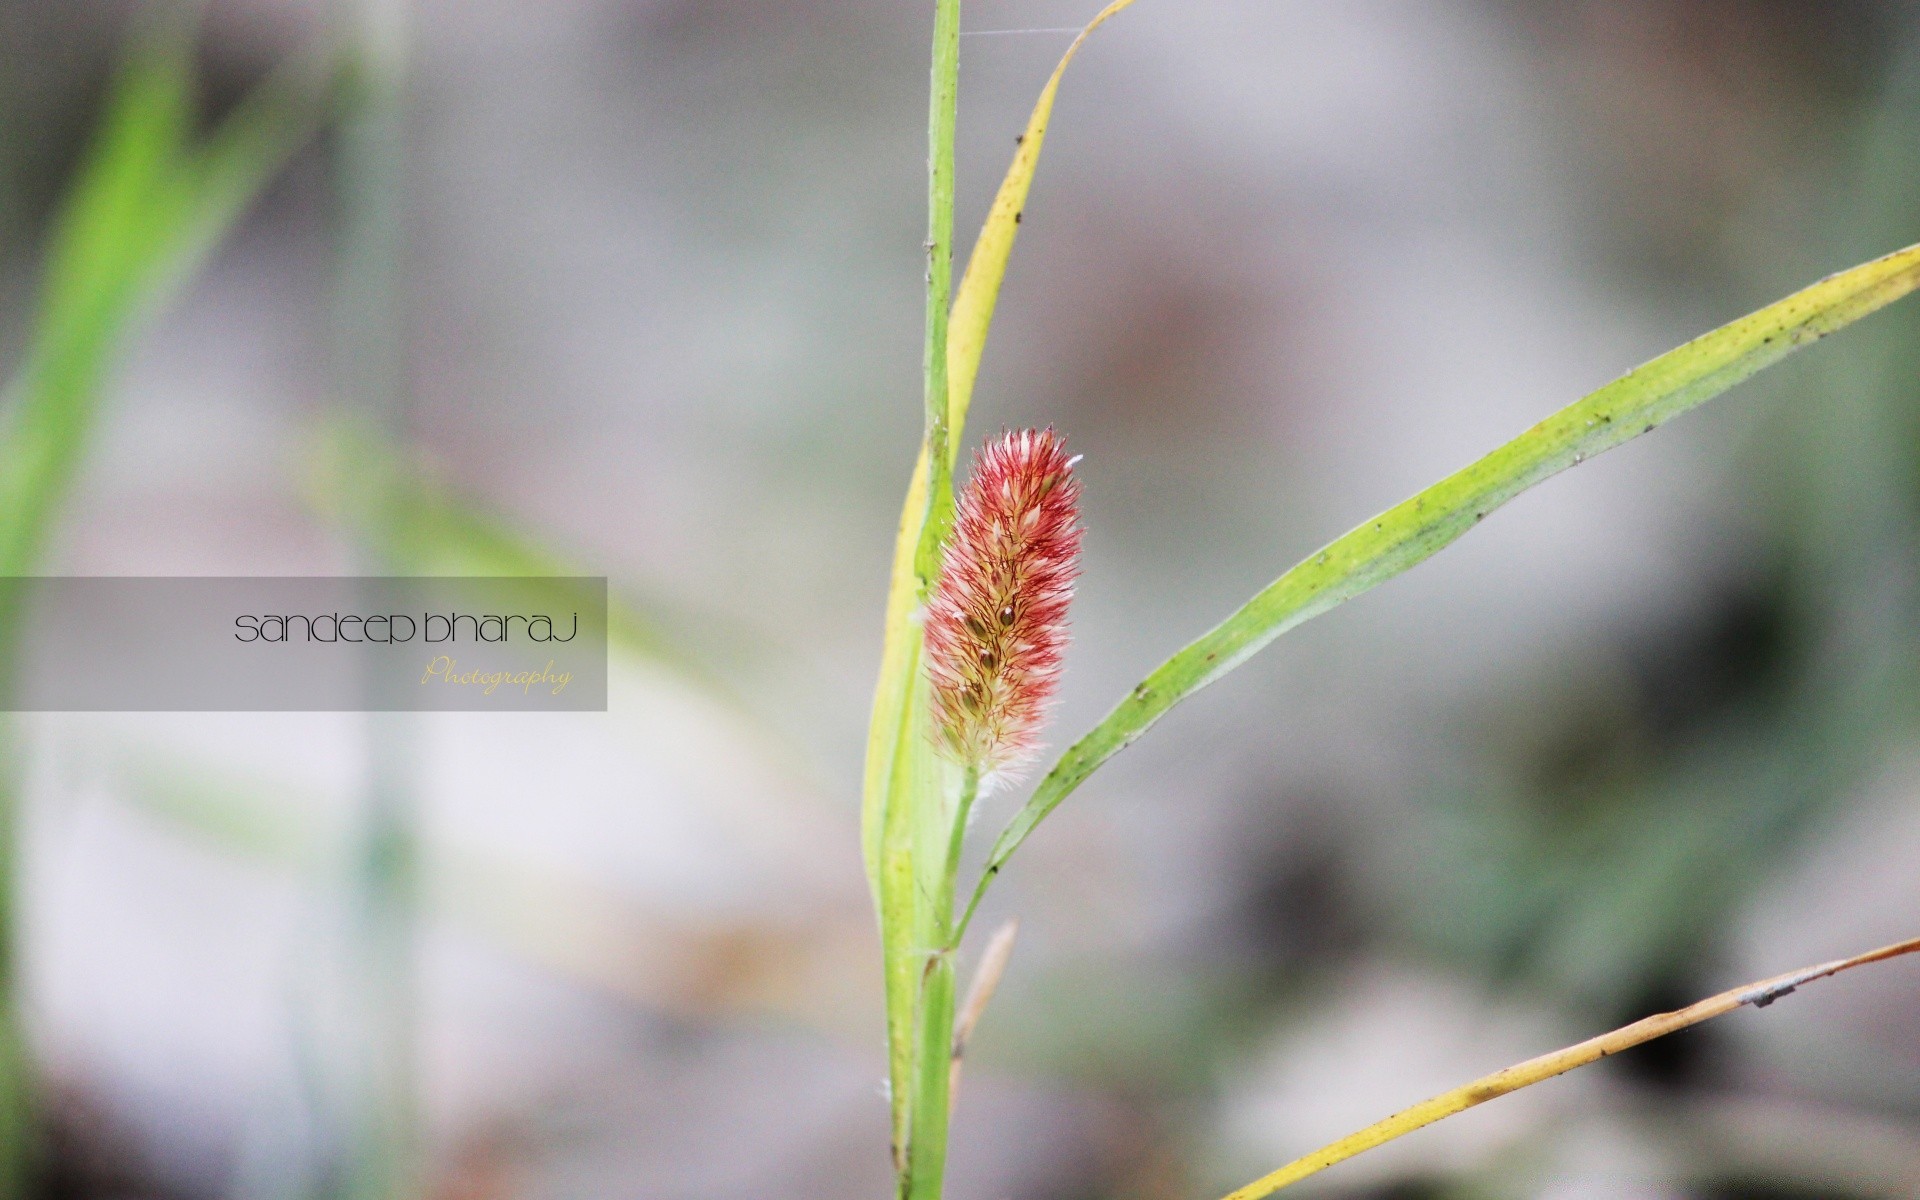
[926,428,1083,780]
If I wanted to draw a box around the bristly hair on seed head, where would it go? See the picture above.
[925,427,1083,783]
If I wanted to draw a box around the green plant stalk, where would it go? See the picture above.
[883,3,964,1197]
[907,953,957,1200]
[906,763,976,1200]
[915,0,962,587]
[879,646,937,1177]
[943,766,981,900]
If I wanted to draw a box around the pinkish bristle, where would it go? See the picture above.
[925,427,1083,780]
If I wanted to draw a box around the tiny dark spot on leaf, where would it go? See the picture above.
[1014,211,1023,224]
[1643,424,1654,434]
[1014,134,1025,145]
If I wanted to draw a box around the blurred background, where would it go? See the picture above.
[2,1,1919,1197]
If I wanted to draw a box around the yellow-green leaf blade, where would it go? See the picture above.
[944,0,1139,426]
[965,242,1920,916]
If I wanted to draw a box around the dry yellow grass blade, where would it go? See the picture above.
[1223,935,1920,1199]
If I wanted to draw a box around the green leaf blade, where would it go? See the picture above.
[0,38,323,582]
[968,241,1920,907]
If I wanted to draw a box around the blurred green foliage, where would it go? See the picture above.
[0,21,323,1194]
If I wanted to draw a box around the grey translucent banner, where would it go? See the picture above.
[0,577,608,711]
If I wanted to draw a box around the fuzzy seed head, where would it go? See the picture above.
[925,428,1082,778]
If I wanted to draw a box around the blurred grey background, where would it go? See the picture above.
[3,1,1920,1197]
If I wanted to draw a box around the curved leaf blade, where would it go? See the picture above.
[0,36,323,638]
[1223,935,1920,1197]
[963,242,1920,921]
[946,0,1140,425]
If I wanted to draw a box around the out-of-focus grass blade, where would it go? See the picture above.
[961,242,1920,928]
[308,422,816,726]
[307,422,694,673]
[0,35,325,584]
[0,34,194,581]
[308,421,834,804]
[861,0,1139,898]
